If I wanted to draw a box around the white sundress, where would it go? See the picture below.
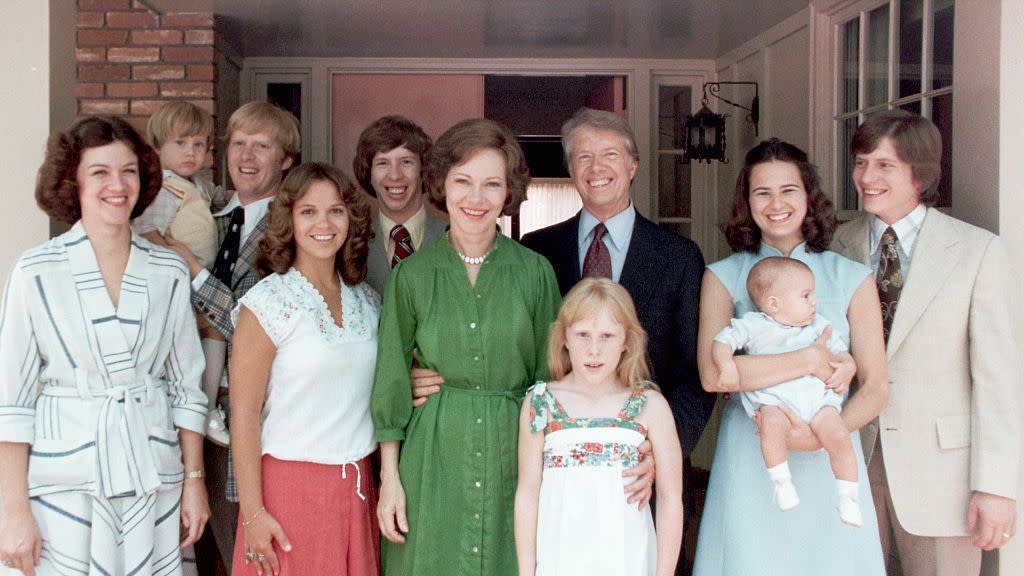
[528,382,658,576]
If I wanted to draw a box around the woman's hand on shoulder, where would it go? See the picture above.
[378,473,409,543]
[0,509,41,576]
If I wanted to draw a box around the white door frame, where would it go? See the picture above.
[241,56,719,254]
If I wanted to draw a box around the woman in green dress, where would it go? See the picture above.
[373,118,561,576]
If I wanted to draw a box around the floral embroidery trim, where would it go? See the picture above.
[543,441,640,469]
[237,269,380,345]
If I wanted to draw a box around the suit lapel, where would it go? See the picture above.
[618,215,655,311]
[232,214,266,289]
[833,214,871,265]
[885,208,960,359]
[558,213,583,292]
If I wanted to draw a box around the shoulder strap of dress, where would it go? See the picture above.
[619,382,652,420]
[527,382,552,433]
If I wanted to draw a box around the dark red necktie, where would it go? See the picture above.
[390,224,414,269]
[582,223,612,279]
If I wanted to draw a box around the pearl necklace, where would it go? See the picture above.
[457,249,491,265]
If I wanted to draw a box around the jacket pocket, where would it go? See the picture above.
[935,414,971,450]
[149,426,185,483]
[28,438,96,492]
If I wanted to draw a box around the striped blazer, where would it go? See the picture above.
[0,222,207,498]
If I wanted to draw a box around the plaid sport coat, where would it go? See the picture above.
[191,194,268,502]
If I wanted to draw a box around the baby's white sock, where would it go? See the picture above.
[768,462,799,511]
[836,479,859,498]
[767,461,792,482]
[836,479,863,526]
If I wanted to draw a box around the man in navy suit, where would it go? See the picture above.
[521,108,713,572]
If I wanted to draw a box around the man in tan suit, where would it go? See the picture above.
[832,110,1019,575]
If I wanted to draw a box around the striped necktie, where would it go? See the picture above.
[390,224,414,268]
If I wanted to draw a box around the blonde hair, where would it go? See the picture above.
[146,101,215,149]
[226,101,301,158]
[547,278,651,389]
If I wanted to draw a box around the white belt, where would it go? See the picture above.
[41,368,168,498]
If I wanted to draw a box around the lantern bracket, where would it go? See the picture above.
[703,81,759,134]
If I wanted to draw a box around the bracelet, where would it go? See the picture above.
[186,470,204,480]
[242,506,266,528]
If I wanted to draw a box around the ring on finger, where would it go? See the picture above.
[257,553,266,562]
[245,550,255,562]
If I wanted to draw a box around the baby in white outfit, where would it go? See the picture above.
[712,256,862,527]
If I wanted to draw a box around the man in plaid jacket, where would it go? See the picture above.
[169,101,301,573]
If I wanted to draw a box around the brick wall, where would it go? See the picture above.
[75,0,216,136]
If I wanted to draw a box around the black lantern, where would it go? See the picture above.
[682,81,759,164]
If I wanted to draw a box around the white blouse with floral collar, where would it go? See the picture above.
[232,267,381,465]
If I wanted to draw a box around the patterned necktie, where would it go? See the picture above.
[390,224,414,269]
[582,223,612,279]
[876,226,903,342]
[212,206,245,287]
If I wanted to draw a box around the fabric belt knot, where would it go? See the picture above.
[341,460,366,501]
[47,370,166,498]
[439,383,529,402]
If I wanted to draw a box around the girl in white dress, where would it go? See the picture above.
[515,278,683,576]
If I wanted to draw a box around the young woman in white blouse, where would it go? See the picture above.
[228,162,381,576]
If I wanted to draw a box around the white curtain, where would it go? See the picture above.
[499,178,582,239]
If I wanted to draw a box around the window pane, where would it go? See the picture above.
[899,100,921,116]
[866,5,889,107]
[931,93,953,208]
[898,0,923,98]
[842,18,860,113]
[658,86,692,150]
[658,221,691,240]
[267,82,302,165]
[932,0,954,90]
[838,117,860,210]
[658,154,691,218]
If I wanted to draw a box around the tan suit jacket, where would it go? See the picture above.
[832,207,1020,536]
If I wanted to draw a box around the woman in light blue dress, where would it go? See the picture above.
[693,139,888,575]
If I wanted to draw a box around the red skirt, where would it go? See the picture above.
[232,454,380,575]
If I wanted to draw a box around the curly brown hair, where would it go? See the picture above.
[257,162,373,286]
[723,138,835,253]
[36,116,162,225]
[423,118,530,216]
[352,115,432,197]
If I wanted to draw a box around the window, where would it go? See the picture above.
[832,0,954,212]
[654,83,694,239]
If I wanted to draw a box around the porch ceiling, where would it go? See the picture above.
[141,0,806,59]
